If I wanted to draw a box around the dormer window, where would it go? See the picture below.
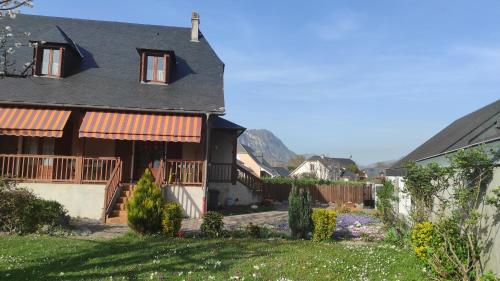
[139,50,174,84]
[146,55,166,82]
[33,45,66,78]
[41,48,62,77]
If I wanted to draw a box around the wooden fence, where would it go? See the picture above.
[261,183,374,205]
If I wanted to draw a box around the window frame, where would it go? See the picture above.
[37,46,64,78]
[141,51,169,84]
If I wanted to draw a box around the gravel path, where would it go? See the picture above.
[70,211,383,241]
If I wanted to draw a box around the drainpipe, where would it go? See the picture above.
[202,113,212,215]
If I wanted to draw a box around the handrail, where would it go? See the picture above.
[236,164,263,193]
[103,160,122,222]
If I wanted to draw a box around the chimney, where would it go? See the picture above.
[191,11,200,42]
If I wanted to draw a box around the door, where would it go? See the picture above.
[134,141,165,181]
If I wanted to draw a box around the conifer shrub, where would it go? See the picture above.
[126,169,164,234]
[288,185,312,239]
[162,202,183,237]
[311,208,337,242]
[200,211,224,238]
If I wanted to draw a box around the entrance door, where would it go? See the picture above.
[134,142,165,181]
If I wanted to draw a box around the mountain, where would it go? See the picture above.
[238,129,297,167]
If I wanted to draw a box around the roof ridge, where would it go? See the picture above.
[20,13,192,31]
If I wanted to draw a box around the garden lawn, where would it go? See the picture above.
[0,234,426,281]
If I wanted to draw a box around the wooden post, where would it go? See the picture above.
[231,131,237,185]
[75,155,83,184]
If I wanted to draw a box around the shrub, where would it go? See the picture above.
[411,221,436,259]
[162,202,183,237]
[376,179,397,226]
[245,222,261,238]
[288,185,312,239]
[35,199,70,228]
[0,179,69,234]
[383,219,411,248]
[200,211,224,238]
[311,208,337,242]
[126,169,164,234]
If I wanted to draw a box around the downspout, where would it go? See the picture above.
[202,113,212,216]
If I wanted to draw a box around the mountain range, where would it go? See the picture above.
[238,129,296,167]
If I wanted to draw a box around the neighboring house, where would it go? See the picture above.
[0,13,249,222]
[385,99,500,275]
[236,144,287,178]
[290,155,358,181]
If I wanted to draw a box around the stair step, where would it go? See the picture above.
[117,197,128,204]
[115,202,126,211]
[111,210,127,217]
[106,216,127,225]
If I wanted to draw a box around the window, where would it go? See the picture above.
[40,48,62,77]
[143,54,168,83]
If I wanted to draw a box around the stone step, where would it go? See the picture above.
[110,210,127,217]
[106,216,127,225]
[116,202,126,211]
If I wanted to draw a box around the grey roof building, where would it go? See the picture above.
[387,99,500,176]
[1,14,224,114]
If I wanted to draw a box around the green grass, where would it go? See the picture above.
[0,234,427,281]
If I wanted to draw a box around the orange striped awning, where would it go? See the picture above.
[79,111,202,142]
[0,107,71,138]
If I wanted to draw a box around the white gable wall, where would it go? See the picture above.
[290,160,335,180]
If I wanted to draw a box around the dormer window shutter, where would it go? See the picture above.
[164,53,169,84]
[59,47,64,77]
[33,46,43,76]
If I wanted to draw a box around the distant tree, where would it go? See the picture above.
[345,163,359,174]
[0,0,34,78]
[287,155,305,171]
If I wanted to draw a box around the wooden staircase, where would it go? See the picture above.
[106,184,135,224]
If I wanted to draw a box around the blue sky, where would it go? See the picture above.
[25,1,500,165]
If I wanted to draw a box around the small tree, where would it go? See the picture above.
[376,179,398,225]
[405,147,500,280]
[126,169,164,234]
[288,185,312,239]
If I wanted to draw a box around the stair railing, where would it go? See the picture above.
[236,164,263,193]
[102,160,122,223]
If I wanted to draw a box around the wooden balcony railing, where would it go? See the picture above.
[161,160,204,186]
[208,162,235,183]
[0,154,120,184]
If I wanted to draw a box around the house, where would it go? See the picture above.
[0,13,253,222]
[236,144,288,178]
[290,155,358,181]
[385,99,500,274]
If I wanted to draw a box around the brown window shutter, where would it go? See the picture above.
[140,52,146,81]
[59,47,64,77]
[164,54,170,84]
[33,46,42,76]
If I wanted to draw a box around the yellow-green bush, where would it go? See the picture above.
[311,209,337,242]
[411,221,435,259]
[162,202,183,237]
[126,169,164,234]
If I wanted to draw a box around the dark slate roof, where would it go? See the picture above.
[387,99,500,176]
[211,116,246,135]
[308,155,357,169]
[0,14,225,114]
[272,166,290,177]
